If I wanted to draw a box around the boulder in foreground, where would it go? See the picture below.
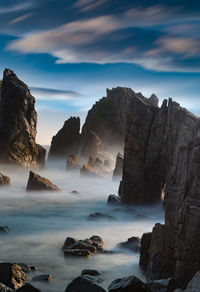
[16,283,41,292]
[108,276,152,292]
[0,263,26,290]
[26,171,61,191]
[65,276,106,292]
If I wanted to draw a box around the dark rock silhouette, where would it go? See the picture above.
[113,153,124,179]
[16,283,41,292]
[108,275,152,292]
[26,171,61,191]
[49,117,81,159]
[0,263,26,290]
[65,276,106,292]
[0,69,46,167]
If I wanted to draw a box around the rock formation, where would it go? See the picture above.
[48,117,81,159]
[66,154,81,170]
[0,69,46,167]
[119,98,198,204]
[65,276,106,292]
[108,276,152,292]
[26,171,61,191]
[0,173,11,186]
[113,153,124,179]
[0,263,26,290]
[80,87,158,159]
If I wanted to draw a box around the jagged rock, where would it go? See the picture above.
[0,69,46,167]
[16,264,36,273]
[16,283,41,292]
[32,274,52,282]
[0,282,13,292]
[107,195,121,205]
[0,226,9,233]
[144,121,200,287]
[80,165,102,178]
[0,174,10,186]
[119,97,198,204]
[66,154,81,170]
[147,278,176,292]
[48,117,81,159]
[88,212,116,220]
[148,94,159,107]
[26,171,61,191]
[113,153,124,179]
[119,236,140,252]
[0,263,26,290]
[108,275,152,292]
[65,276,106,292]
[62,235,104,257]
[139,232,152,270]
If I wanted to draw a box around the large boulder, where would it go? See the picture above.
[0,263,26,290]
[26,171,61,191]
[16,284,41,292]
[0,69,46,167]
[48,116,81,159]
[65,276,106,292]
[108,276,152,292]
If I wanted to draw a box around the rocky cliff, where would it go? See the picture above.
[48,116,81,159]
[0,69,46,167]
[81,87,158,159]
[119,98,198,204]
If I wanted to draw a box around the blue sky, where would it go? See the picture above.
[0,0,200,144]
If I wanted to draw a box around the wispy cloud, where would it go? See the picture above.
[9,13,33,25]
[0,1,33,15]
[30,87,81,100]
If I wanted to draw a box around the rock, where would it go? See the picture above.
[71,190,80,195]
[16,283,41,292]
[65,276,106,292]
[62,235,104,257]
[95,158,103,167]
[80,165,102,178]
[32,274,52,282]
[0,174,10,186]
[67,154,81,170]
[26,171,61,191]
[119,236,140,252]
[147,278,177,292]
[186,271,200,292]
[48,116,81,159]
[107,195,121,205]
[148,94,159,107]
[81,270,102,283]
[104,160,111,168]
[16,264,36,273]
[0,263,26,290]
[0,226,9,233]
[108,275,152,292]
[139,232,152,270]
[119,97,198,204]
[0,282,13,292]
[0,69,46,167]
[88,213,116,220]
[113,153,124,179]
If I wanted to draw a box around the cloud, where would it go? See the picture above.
[9,13,33,25]
[73,0,108,12]
[0,1,33,15]
[30,87,81,100]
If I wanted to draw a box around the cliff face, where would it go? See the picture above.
[48,117,81,159]
[119,98,198,204]
[0,69,46,167]
[146,121,200,287]
[81,87,158,158]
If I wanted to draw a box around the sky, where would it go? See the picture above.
[0,0,200,144]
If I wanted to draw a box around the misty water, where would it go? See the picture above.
[0,159,164,292]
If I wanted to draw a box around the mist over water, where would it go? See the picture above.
[0,160,164,292]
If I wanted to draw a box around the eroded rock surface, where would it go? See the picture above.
[26,171,61,191]
[0,263,26,290]
[0,69,46,167]
[0,174,10,186]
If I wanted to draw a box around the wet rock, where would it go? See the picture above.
[71,190,80,195]
[147,278,177,292]
[119,236,141,252]
[16,283,41,292]
[62,235,104,257]
[16,264,36,273]
[183,271,200,292]
[32,274,52,282]
[26,171,61,191]
[0,69,46,167]
[139,232,152,270]
[48,116,81,159]
[0,174,10,186]
[0,282,13,292]
[108,275,152,292]
[88,212,116,220]
[81,270,102,283]
[0,226,9,233]
[65,276,106,292]
[67,154,81,170]
[0,263,26,290]
[113,153,124,179]
[107,195,121,205]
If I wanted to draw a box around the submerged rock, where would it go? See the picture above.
[16,283,41,292]
[26,171,61,191]
[0,69,46,167]
[0,263,26,290]
[107,195,121,205]
[0,226,9,233]
[0,174,10,186]
[119,236,141,252]
[88,212,116,220]
[67,154,81,170]
[49,116,81,159]
[62,235,104,257]
[32,274,52,282]
[65,276,106,292]
[108,275,152,292]
[113,153,124,179]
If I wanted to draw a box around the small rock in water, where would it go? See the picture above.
[88,212,116,220]
[107,195,121,205]
[65,276,106,292]
[71,190,80,195]
[16,264,36,273]
[16,283,41,292]
[119,236,141,252]
[26,171,61,191]
[0,226,9,233]
[32,274,52,282]
[0,174,11,186]
[108,276,152,292]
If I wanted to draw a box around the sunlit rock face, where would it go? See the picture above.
[119,98,198,204]
[145,121,200,287]
[48,116,81,159]
[0,69,46,167]
[80,87,158,160]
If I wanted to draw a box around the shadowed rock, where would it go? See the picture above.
[0,263,26,290]
[0,226,9,233]
[16,283,41,292]
[65,276,106,292]
[107,195,121,205]
[113,153,124,179]
[0,282,13,292]
[67,154,81,170]
[108,276,152,292]
[26,171,61,191]
[0,174,10,186]
[119,236,141,252]
[0,69,46,167]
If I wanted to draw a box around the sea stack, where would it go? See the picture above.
[0,69,46,167]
